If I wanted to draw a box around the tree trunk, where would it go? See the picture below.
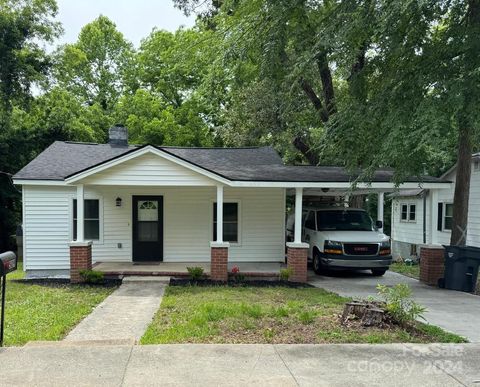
[293,136,319,165]
[450,122,472,246]
[449,0,480,246]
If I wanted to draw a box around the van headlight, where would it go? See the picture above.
[324,240,343,254]
[379,240,391,255]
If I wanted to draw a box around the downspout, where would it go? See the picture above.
[423,191,427,244]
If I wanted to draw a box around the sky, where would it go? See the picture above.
[52,0,196,48]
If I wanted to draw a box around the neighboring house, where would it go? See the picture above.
[13,126,448,281]
[391,154,480,260]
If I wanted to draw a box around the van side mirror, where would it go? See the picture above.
[375,220,383,229]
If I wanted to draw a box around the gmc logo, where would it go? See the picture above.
[354,247,368,252]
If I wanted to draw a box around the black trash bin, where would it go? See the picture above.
[442,245,480,292]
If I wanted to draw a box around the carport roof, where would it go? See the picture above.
[13,141,446,185]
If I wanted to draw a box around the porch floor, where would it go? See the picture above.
[93,261,286,277]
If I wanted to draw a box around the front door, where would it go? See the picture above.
[132,196,163,262]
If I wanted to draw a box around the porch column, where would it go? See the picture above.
[286,187,309,283]
[210,185,229,282]
[430,189,439,245]
[377,192,384,232]
[69,184,92,283]
[294,187,303,244]
[76,184,85,242]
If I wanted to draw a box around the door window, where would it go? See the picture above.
[137,200,159,241]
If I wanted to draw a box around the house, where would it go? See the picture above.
[390,154,480,260]
[13,126,449,282]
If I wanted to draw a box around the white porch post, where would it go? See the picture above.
[76,184,85,242]
[294,187,303,244]
[430,189,439,245]
[377,192,384,232]
[216,185,224,243]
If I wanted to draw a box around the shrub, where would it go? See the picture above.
[79,269,104,284]
[187,266,204,280]
[376,283,426,325]
[279,267,293,281]
[231,266,245,282]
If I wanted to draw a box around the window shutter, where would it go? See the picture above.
[437,203,443,231]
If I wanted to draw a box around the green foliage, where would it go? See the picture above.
[279,267,293,281]
[54,15,134,112]
[376,284,426,325]
[79,269,105,284]
[187,266,205,280]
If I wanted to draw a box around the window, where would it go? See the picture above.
[305,211,316,230]
[213,202,238,243]
[73,199,100,240]
[400,204,416,223]
[444,203,453,231]
[437,202,453,231]
[409,204,416,221]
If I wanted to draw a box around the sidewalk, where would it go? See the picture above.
[64,277,167,342]
[0,343,478,386]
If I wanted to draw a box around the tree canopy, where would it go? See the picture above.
[1,0,478,247]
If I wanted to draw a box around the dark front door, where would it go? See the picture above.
[132,196,163,262]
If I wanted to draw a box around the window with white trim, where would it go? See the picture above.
[73,199,100,240]
[400,203,416,223]
[444,203,453,231]
[213,202,239,243]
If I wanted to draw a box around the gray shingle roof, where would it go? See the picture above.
[13,141,445,184]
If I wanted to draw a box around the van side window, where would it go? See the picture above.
[305,211,316,230]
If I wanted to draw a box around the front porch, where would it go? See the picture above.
[93,261,286,278]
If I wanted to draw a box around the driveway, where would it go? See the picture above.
[309,270,480,342]
[0,343,478,386]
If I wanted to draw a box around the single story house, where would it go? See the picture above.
[13,126,450,282]
[390,154,480,260]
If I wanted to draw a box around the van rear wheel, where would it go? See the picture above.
[313,251,323,274]
[371,269,387,276]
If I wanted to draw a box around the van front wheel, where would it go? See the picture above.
[371,269,387,276]
[313,251,323,274]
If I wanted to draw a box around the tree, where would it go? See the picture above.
[0,0,61,252]
[54,15,134,114]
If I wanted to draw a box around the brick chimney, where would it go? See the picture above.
[108,124,128,146]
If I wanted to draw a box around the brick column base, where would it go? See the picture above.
[287,243,309,283]
[420,245,444,286]
[69,241,92,283]
[210,242,229,282]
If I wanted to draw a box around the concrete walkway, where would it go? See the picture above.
[309,270,480,342]
[64,277,167,343]
[0,343,478,386]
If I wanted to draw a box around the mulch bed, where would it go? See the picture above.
[12,278,122,288]
[169,278,313,288]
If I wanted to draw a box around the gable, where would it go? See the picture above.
[80,153,216,186]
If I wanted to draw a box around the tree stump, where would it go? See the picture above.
[341,302,385,327]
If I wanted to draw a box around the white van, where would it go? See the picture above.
[290,207,392,276]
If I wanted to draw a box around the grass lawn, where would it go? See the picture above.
[390,262,420,279]
[141,285,465,344]
[3,263,115,346]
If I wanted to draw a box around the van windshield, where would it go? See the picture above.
[316,210,374,231]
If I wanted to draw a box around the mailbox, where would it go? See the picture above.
[0,252,16,276]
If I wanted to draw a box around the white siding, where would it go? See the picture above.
[23,185,286,270]
[82,153,215,186]
[23,185,75,270]
[391,197,427,245]
[392,160,480,248]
